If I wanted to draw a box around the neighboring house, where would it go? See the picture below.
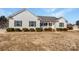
[8,9,68,29]
[73,24,79,30]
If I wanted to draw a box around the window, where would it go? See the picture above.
[40,23,43,26]
[44,23,47,26]
[40,22,48,26]
[59,23,64,27]
[29,21,36,27]
[14,20,22,26]
[49,23,52,26]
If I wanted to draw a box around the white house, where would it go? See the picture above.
[8,9,68,29]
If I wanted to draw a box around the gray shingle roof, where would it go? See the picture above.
[38,16,59,22]
[8,9,67,23]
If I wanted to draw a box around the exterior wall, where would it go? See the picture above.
[9,18,14,28]
[55,17,67,28]
[52,22,56,29]
[9,10,40,29]
[9,10,67,29]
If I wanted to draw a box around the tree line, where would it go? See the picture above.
[0,16,8,29]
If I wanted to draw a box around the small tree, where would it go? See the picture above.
[0,16,8,29]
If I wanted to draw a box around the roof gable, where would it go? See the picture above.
[8,9,37,18]
[8,9,26,18]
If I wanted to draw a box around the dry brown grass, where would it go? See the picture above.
[0,31,79,51]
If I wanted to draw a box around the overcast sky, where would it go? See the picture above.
[0,8,79,24]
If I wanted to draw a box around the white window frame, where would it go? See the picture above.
[29,21,36,27]
[59,23,64,27]
[14,20,22,27]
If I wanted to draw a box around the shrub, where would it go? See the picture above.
[67,24,73,30]
[14,28,22,32]
[44,28,52,31]
[22,28,29,32]
[56,28,61,31]
[52,29,55,32]
[67,27,73,30]
[29,28,35,32]
[63,28,68,31]
[6,28,14,32]
[36,28,43,32]
[56,28,68,31]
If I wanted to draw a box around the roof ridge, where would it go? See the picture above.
[38,16,56,18]
[9,8,26,18]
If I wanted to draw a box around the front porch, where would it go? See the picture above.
[40,21,56,29]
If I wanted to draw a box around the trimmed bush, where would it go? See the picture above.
[36,28,43,32]
[22,28,29,32]
[67,27,73,30]
[56,28,61,31]
[63,28,68,31]
[29,28,35,32]
[52,29,55,32]
[6,28,14,32]
[14,28,22,32]
[56,28,68,31]
[44,28,52,31]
